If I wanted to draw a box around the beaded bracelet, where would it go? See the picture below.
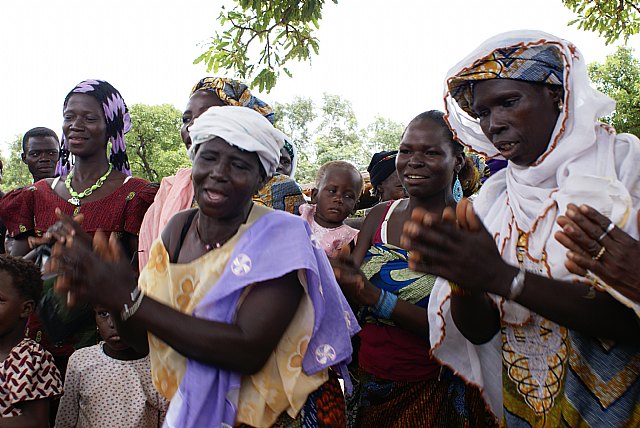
[372,290,398,319]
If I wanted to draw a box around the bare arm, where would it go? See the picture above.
[129,272,302,373]
[3,399,50,428]
[50,221,304,375]
[333,254,429,339]
[402,204,640,344]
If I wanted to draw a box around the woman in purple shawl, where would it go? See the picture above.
[47,106,358,427]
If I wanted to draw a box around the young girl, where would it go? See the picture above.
[55,306,167,427]
[0,255,62,426]
[300,160,364,258]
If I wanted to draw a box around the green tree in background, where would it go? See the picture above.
[365,116,404,153]
[196,0,337,92]
[588,46,640,136]
[563,0,640,44]
[1,136,31,192]
[273,94,404,184]
[315,93,368,171]
[125,104,190,183]
[273,96,317,182]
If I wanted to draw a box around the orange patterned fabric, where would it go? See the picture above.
[0,338,62,416]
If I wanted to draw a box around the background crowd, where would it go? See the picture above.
[0,29,638,428]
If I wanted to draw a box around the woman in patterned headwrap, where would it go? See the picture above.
[0,79,157,377]
[401,31,640,426]
[138,77,305,269]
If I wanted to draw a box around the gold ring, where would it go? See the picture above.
[593,245,606,261]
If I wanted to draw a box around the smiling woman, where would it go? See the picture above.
[48,105,358,428]
[0,79,157,384]
[331,111,492,427]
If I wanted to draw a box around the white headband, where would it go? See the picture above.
[188,106,287,176]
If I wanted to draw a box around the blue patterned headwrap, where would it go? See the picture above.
[449,44,564,117]
[190,77,274,124]
[57,79,132,176]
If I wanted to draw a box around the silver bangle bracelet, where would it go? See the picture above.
[120,287,144,322]
[507,268,526,301]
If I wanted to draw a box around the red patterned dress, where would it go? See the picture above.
[0,338,62,416]
[0,178,157,365]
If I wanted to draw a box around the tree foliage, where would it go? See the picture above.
[563,0,640,44]
[274,94,404,185]
[125,104,191,183]
[195,0,337,92]
[1,136,31,192]
[588,46,640,136]
[273,96,317,181]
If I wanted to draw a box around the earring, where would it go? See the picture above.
[557,99,564,112]
[453,174,463,202]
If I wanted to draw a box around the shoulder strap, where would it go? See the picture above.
[171,210,199,263]
[51,176,61,189]
[380,199,403,244]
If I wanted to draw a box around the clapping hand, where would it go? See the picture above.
[401,198,511,296]
[556,204,640,303]
[44,210,136,309]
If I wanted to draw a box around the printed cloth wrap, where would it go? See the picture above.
[428,30,640,426]
[191,77,275,124]
[146,208,358,427]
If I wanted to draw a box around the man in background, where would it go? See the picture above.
[21,127,59,182]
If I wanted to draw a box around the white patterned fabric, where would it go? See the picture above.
[55,343,168,428]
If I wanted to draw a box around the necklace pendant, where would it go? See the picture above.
[68,197,81,206]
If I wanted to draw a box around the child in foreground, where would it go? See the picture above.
[300,160,364,258]
[0,255,62,426]
[55,306,167,427]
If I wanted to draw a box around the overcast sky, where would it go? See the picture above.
[1,0,639,153]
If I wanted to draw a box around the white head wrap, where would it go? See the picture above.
[188,106,288,176]
[428,30,640,419]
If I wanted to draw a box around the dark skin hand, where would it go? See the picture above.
[401,199,640,344]
[1,399,50,427]
[332,200,432,339]
[556,203,640,304]
[47,211,303,375]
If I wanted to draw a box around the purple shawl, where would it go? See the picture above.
[174,210,359,427]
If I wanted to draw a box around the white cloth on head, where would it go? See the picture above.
[428,30,640,418]
[188,106,288,176]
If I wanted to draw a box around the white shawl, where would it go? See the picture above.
[428,30,640,418]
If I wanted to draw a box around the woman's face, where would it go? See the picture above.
[396,120,460,199]
[378,171,406,202]
[471,79,561,166]
[63,94,108,158]
[181,91,226,150]
[191,138,264,220]
[276,147,292,176]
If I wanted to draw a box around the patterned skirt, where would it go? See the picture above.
[239,370,346,428]
[353,368,498,428]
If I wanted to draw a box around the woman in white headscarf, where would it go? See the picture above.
[401,31,640,426]
[47,106,358,428]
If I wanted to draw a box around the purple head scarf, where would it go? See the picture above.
[57,79,132,176]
